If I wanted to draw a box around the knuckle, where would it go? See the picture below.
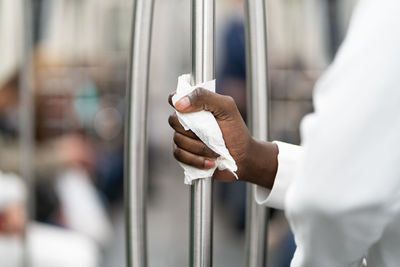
[225,95,234,103]
[224,95,235,106]
[222,95,236,112]
[168,114,174,127]
[168,113,177,128]
[190,87,212,111]
[200,143,209,155]
[193,87,204,97]
[173,146,181,160]
[192,87,208,101]
[173,132,180,144]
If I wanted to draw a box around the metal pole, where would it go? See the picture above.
[244,1,270,266]
[125,0,154,266]
[190,0,215,266]
[327,0,341,59]
[20,0,35,266]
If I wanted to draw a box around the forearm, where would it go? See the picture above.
[239,138,278,189]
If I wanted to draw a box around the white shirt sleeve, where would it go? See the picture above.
[255,141,302,210]
[284,1,400,266]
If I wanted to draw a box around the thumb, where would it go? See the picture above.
[174,87,235,117]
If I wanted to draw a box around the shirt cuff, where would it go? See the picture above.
[254,141,302,209]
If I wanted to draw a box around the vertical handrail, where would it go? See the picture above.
[244,1,270,267]
[20,0,35,266]
[125,0,155,266]
[190,0,215,266]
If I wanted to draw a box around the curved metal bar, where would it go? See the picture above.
[244,0,270,266]
[125,0,155,266]
[190,0,215,266]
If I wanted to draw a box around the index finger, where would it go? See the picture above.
[168,91,176,108]
[168,112,199,140]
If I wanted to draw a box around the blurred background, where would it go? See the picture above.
[0,0,358,266]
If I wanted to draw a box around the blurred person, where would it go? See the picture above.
[0,73,92,177]
[92,95,125,203]
[0,68,112,248]
[0,172,26,236]
[169,0,400,266]
[54,134,112,247]
[0,170,100,267]
[1,1,114,262]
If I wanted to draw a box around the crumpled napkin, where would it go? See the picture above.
[172,74,238,185]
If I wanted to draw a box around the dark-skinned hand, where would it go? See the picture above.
[168,87,278,189]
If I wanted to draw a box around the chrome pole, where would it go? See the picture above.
[190,0,215,266]
[20,0,35,266]
[125,0,154,266]
[244,1,270,267]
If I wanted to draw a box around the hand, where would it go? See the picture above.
[168,88,278,188]
[0,204,26,236]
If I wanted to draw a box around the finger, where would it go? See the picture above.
[168,91,176,108]
[174,132,219,158]
[174,87,236,117]
[168,112,199,139]
[173,144,215,169]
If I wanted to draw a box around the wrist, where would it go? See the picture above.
[240,138,278,189]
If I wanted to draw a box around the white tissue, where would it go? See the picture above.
[172,74,238,185]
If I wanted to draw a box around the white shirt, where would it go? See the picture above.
[255,0,400,266]
[0,171,25,211]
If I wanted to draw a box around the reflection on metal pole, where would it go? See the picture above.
[244,0,270,266]
[125,0,154,266]
[20,0,35,266]
[327,0,341,59]
[190,0,215,266]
